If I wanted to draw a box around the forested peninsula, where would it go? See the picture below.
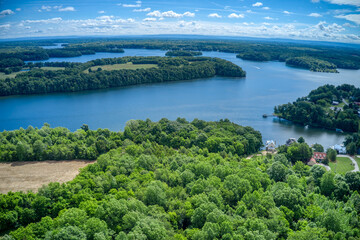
[0,56,245,96]
[274,84,360,132]
[1,39,359,74]
[1,118,360,239]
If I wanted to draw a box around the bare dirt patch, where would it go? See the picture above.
[0,160,95,194]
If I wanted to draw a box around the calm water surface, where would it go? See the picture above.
[4,49,360,148]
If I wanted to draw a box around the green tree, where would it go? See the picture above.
[46,226,86,240]
[312,143,324,152]
[346,142,357,155]
[326,148,337,162]
[268,162,287,182]
[297,137,305,144]
[320,172,335,196]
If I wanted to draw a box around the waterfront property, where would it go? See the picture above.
[265,140,276,152]
[313,152,327,162]
[286,138,297,146]
[331,144,347,154]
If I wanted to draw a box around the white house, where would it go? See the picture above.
[331,144,346,154]
[266,140,276,152]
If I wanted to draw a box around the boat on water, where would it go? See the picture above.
[336,128,344,133]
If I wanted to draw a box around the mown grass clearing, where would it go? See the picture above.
[329,156,354,174]
[0,67,65,80]
[85,62,158,73]
[0,72,20,80]
[40,67,65,71]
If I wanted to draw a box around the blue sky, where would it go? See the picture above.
[0,0,359,43]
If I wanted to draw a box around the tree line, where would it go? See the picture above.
[1,119,360,239]
[0,118,260,162]
[1,38,359,72]
[0,56,246,96]
[165,51,202,57]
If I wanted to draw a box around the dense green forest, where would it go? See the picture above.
[1,119,360,239]
[0,118,261,162]
[0,56,245,96]
[165,51,202,57]
[285,57,338,73]
[0,39,359,73]
[274,84,360,132]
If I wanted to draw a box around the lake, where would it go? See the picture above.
[3,49,360,148]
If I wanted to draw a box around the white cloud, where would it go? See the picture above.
[25,17,63,24]
[324,0,360,7]
[147,11,162,17]
[0,24,10,28]
[147,10,195,18]
[121,1,142,8]
[16,8,21,11]
[133,8,151,12]
[262,7,270,10]
[264,16,273,20]
[98,11,105,14]
[314,21,345,33]
[308,12,322,17]
[246,10,253,13]
[335,14,360,24]
[252,2,263,7]
[0,9,15,16]
[162,11,183,18]
[208,13,222,18]
[343,22,356,27]
[58,6,75,12]
[183,12,195,17]
[143,17,156,21]
[4,15,360,43]
[283,11,292,14]
[312,0,320,2]
[40,6,51,12]
[228,13,244,18]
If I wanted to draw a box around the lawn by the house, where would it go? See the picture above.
[329,156,354,174]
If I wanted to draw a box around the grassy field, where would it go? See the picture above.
[0,72,20,80]
[85,62,158,72]
[40,67,65,71]
[329,156,354,174]
[0,160,95,193]
[0,67,65,80]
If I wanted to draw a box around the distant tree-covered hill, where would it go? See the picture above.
[0,56,245,96]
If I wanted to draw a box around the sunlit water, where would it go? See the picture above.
[3,49,360,148]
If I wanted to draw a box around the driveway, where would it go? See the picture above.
[315,163,331,171]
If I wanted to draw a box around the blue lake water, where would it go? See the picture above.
[3,49,360,148]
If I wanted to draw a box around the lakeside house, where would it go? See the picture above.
[308,152,327,166]
[313,152,327,162]
[286,138,297,146]
[307,158,317,166]
[331,144,346,154]
[265,140,276,152]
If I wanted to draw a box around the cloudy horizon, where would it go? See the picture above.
[0,0,359,43]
